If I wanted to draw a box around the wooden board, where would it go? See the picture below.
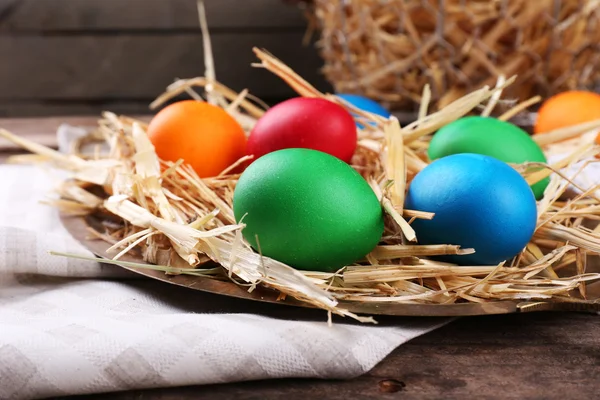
[0,34,329,101]
[0,0,324,116]
[0,100,155,118]
[0,0,309,31]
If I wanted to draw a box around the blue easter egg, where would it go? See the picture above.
[337,94,392,118]
[405,153,537,265]
[337,94,391,128]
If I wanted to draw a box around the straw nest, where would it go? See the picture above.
[304,0,600,111]
[2,7,600,323]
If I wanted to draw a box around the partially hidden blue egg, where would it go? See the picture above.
[405,153,538,266]
[337,94,391,128]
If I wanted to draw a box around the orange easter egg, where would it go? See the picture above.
[534,91,600,135]
[147,100,247,178]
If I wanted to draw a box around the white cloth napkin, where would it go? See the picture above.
[0,164,448,400]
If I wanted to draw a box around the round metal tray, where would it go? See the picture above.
[60,212,600,317]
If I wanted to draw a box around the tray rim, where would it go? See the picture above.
[59,212,599,317]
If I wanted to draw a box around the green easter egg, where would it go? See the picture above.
[233,148,384,272]
[428,116,549,199]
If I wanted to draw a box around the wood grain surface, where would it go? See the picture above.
[0,33,328,100]
[0,0,324,117]
[0,100,154,119]
[0,0,308,31]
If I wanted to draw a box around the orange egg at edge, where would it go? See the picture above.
[147,100,247,178]
[534,91,600,135]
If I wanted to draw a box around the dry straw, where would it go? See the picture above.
[306,0,600,111]
[1,2,600,322]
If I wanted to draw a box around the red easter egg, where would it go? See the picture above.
[247,97,357,163]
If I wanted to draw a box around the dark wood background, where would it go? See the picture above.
[0,0,329,117]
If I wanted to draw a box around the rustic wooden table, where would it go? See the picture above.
[1,117,599,400]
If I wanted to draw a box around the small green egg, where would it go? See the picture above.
[428,116,548,199]
[233,148,384,272]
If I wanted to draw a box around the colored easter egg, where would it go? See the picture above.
[405,154,537,266]
[147,100,246,178]
[247,97,357,163]
[336,94,392,118]
[428,116,548,199]
[233,148,384,272]
[535,91,600,134]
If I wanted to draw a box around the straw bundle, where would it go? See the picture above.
[306,0,600,111]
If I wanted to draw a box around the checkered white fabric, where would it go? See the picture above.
[0,165,448,400]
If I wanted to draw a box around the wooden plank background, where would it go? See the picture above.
[0,0,329,117]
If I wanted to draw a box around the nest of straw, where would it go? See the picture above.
[304,0,600,111]
[2,45,600,322]
[2,0,600,321]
